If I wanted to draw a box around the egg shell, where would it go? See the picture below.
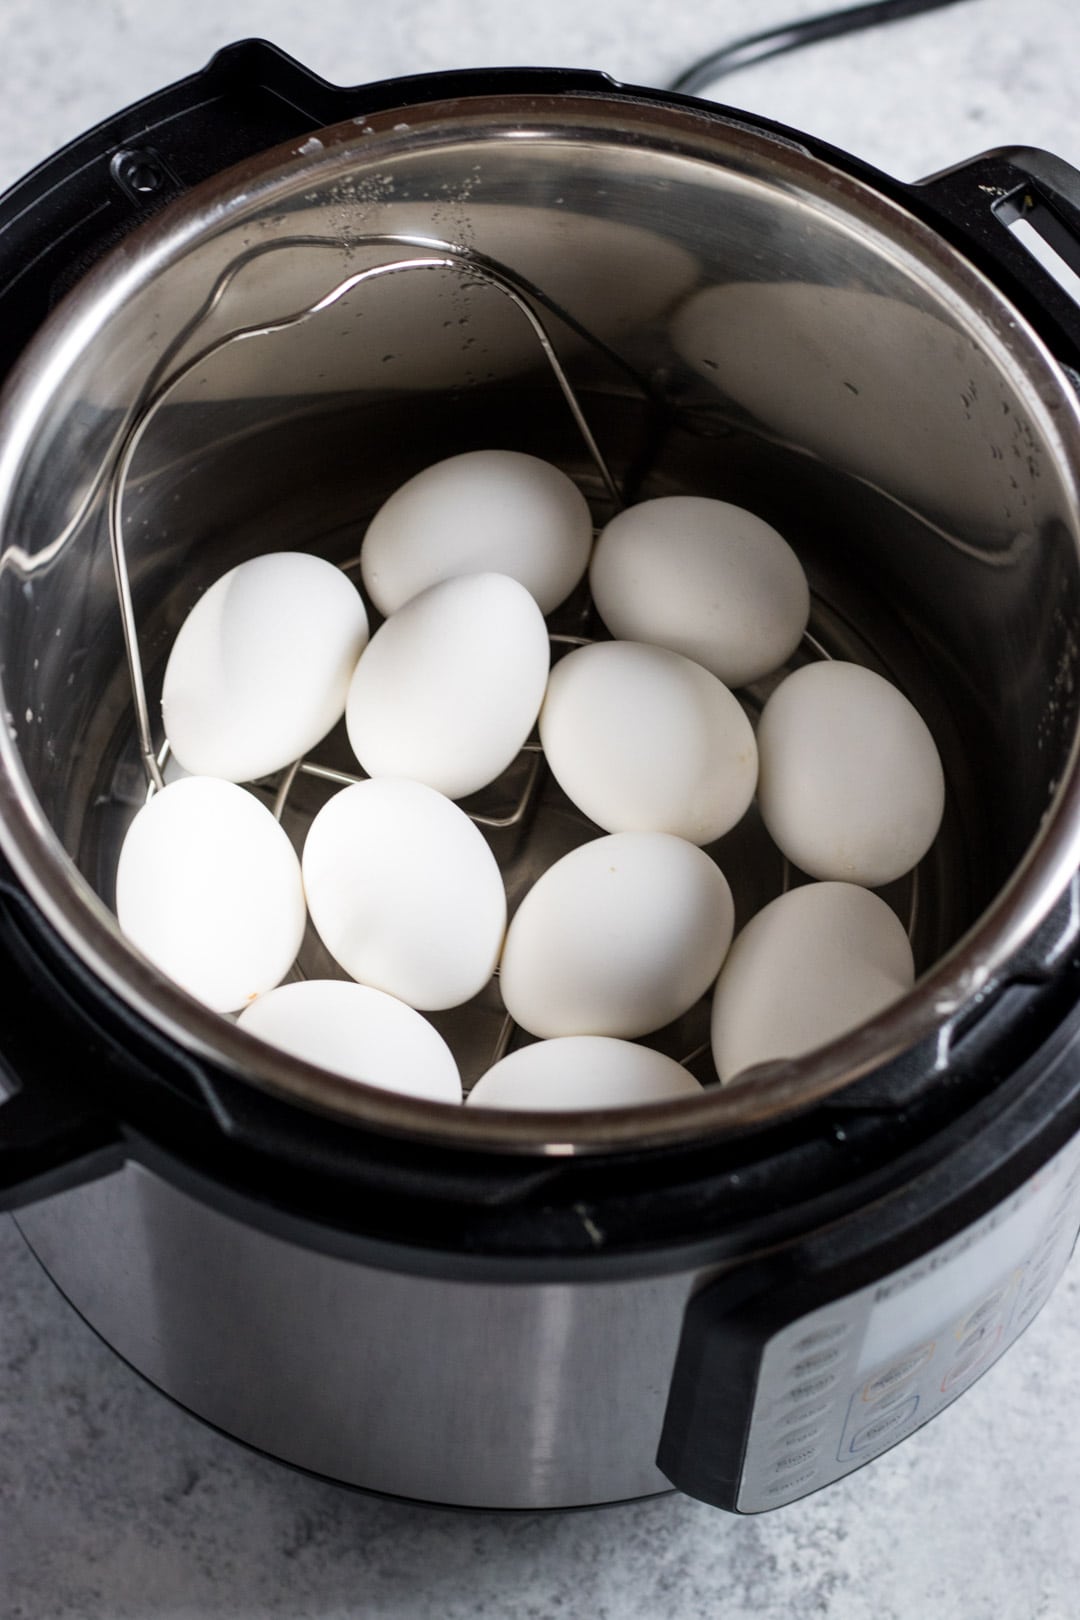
[539,640,757,844]
[711,880,914,1084]
[302,777,507,1010]
[346,571,550,800]
[162,551,369,783]
[238,980,462,1102]
[589,495,810,688]
[499,831,735,1040]
[756,660,946,887]
[467,1036,702,1111]
[360,449,593,615]
[115,776,306,1013]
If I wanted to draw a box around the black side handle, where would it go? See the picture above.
[0,883,124,1211]
[0,1068,123,1214]
[909,146,1080,372]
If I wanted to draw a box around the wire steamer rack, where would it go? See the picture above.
[96,228,922,1091]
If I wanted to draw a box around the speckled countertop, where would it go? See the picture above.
[3,3,1080,1616]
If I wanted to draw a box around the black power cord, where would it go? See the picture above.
[669,0,978,96]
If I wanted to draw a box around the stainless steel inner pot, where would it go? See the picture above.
[3,90,1080,1150]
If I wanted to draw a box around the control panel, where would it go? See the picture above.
[735,1131,1080,1510]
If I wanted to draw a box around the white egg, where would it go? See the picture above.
[539,640,757,844]
[346,572,550,800]
[711,881,915,1084]
[360,449,593,615]
[499,832,734,1039]
[302,778,506,1010]
[237,980,461,1102]
[162,551,369,783]
[757,661,945,887]
[115,776,306,1013]
[589,496,809,688]
[467,1036,702,1111]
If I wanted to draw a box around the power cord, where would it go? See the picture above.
[669,0,978,96]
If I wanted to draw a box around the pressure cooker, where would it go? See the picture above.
[3,40,1080,1513]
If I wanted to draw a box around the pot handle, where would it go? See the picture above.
[0,1065,124,1215]
[0,882,125,1212]
[909,146,1080,369]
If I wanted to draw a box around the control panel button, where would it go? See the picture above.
[861,1340,936,1401]
[848,1394,920,1455]
[941,1323,1003,1392]
[792,1322,851,1352]
[962,1291,1006,1332]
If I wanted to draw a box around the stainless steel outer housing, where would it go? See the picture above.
[3,87,1080,1154]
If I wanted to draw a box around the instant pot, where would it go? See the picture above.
[3,40,1080,1513]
